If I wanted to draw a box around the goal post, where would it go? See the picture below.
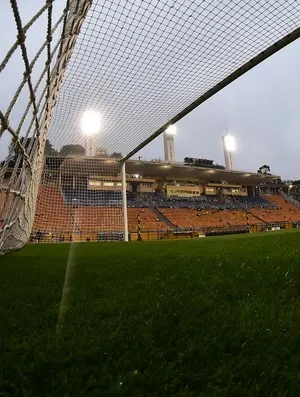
[0,0,92,254]
[122,162,129,242]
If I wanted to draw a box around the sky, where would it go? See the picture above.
[1,1,300,180]
[137,38,300,180]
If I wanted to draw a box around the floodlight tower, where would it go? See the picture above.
[81,110,101,156]
[222,134,236,171]
[163,125,176,163]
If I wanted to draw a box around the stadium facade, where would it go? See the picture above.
[2,155,298,245]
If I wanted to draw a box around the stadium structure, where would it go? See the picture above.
[26,150,300,242]
[1,0,300,253]
[2,142,300,244]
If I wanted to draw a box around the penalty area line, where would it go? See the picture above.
[56,241,77,333]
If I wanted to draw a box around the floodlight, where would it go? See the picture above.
[81,110,101,136]
[165,124,177,136]
[224,135,236,152]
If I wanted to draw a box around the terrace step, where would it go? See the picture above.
[150,207,177,230]
[280,191,300,208]
[247,209,266,224]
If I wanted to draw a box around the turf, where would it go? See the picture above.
[1,231,300,396]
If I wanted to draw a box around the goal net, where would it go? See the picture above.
[31,156,124,243]
[1,0,300,253]
[0,0,92,253]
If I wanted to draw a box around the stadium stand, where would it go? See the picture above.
[62,187,122,206]
[128,208,170,231]
[30,182,300,242]
[127,194,274,210]
[250,195,300,223]
[158,208,261,229]
[289,184,300,203]
[34,186,74,233]
[32,186,169,239]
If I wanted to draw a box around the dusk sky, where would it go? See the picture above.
[1,1,300,180]
[137,38,300,180]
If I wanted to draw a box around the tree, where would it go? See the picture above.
[1,137,58,168]
[95,147,108,158]
[10,137,58,157]
[257,165,271,175]
[59,144,85,157]
[110,152,122,159]
[45,140,59,157]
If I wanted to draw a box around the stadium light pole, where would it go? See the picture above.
[121,162,129,242]
[222,134,236,171]
[81,110,101,156]
[163,124,176,163]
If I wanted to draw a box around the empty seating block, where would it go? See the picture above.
[30,187,300,241]
[159,209,260,229]
[128,208,170,232]
[251,195,300,223]
[32,187,169,238]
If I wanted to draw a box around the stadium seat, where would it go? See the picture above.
[251,195,300,223]
[31,184,300,242]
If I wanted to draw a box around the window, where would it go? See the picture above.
[89,180,102,187]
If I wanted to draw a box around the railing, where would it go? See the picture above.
[280,191,300,208]
[29,220,299,243]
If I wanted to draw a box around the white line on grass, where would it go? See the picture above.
[56,240,77,332]
[56,209,79,333]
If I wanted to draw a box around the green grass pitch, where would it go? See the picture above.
[1,231,300,396]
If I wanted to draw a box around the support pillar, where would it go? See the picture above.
[121,162,129,242]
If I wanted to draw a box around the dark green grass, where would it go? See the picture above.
[1,231,300,396]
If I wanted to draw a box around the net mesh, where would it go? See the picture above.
[48,0,300,156]
[31,157,124,243]
[0,0,92,253]
[1,0,300,253]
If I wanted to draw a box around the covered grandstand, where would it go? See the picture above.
[6,156,294,242]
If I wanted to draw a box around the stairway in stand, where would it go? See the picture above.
[150,207,177,229]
